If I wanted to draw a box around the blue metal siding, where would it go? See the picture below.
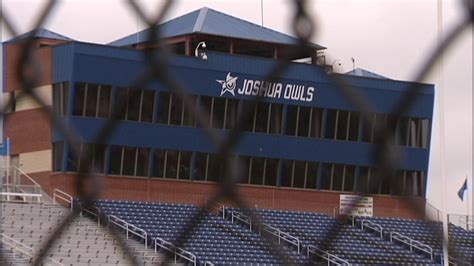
[54,117,429,172]
[51,42,434,175]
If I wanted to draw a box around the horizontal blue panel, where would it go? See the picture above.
[53,117,429,172]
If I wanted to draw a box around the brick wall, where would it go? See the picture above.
[46,173,426,219]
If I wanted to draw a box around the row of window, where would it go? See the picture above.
[54,82,431,148]
[53,142,424,196]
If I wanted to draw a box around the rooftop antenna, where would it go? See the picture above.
[351,57,356,70]
[260,0,264,27]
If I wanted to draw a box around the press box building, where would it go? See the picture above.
[2,8,434,218]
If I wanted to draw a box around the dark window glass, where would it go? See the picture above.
[373,114,386,143]
[169,94,183,126]
[285,105,298,136]
[369,168,380,194]
[336,111,349,141]
[178,152,192,180]
[264,159,278,186]
[380,170,391,195]
[193,153,207,181]
[391,170,404,195]
[127,89,141,121]
[182,96,196,127]
[358,167,370,193]
[165,150,179,178]
[386,115,397,145]
[397,117,409,146]
[122,147,137,176]
[297,106,311,137]
[224,99,239,130]
[53,84,61,116]
[207,154,223,182]
[332,164,344,191]
[310,108,323,138]
[109,146,122,175]
[348,112,360,141]
[238,156,251,184]
[66,147,78,172]
[152,149,165,178]
[62,83,69,116]
[157,92,171,124]
[293,161,306,188]
[324,110,337,139]
[199,96,213,128]
[320,163,332,190]
[53,142,64,172]
[141,90,155,123]
[136,148,150,176]
[93,144,106,174]
[78,143,93,172]
[404,171,421,196]
[73,83,86,116]
[212,98,226,129]
[85,84,99,117]
[306,162,318,189]
[98,85,111,118]
[269,104,283,134]
[344,165,356,192]
[242,101,256,132]
[250,157,264,185]
[116,88,128,120]
[281,160,293,187]
[421,119,430,148]
[255,102,270,133]
[361,113,375,143]
[416,171,424,196]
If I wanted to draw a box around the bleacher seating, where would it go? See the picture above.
[98,200,309,265]
[1,202,163,265]
[364,216,473,264]
[229,208,435,265]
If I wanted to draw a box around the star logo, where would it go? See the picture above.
[217,72,238,96]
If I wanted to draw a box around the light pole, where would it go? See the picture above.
[195,41,207,58]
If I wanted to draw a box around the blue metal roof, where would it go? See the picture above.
[109,7,325,49]
[4,28,73,43]
[345,68,390,80]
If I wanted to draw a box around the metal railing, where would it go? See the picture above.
[231,210,253,230]
[154,237,197,265]
[108,215,148,248]
[389,232,434,261]
[53,188,73,211]
[260,223,301,253]
[1,233,63,265]
[307,245,350,266]
[0,166,44,203]
[1,0,473,265]
[448,214,473,231]
[360,219,384,239]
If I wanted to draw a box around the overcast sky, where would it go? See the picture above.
[2,0,472,216]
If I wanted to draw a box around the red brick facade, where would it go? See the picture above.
[33,172,426,219]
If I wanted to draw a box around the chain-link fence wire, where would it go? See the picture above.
[1,0,473,265]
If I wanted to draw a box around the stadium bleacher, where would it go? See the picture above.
[1,202,163,265]
[359,216,473,264]
[98,200,309,265]
[225,207,435,265]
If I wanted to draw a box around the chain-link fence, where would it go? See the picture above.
[1,0,473,265]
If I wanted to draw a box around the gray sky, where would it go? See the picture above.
[2,0,472,216]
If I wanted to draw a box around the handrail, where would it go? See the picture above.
[108,215,148,248]
[1,233,34,258]
[231,210,252,230]
[80,204,101,226]
[53,189,73,211]
[389,232,433,261]
[216,202,226,219]
[154,237,196,265]
[204,261,215,266]
[1,233,63,265]
[0,191,43,203]
[360,219,383,238]
[229,210,301,254]
[261,224,301,253]
[12,166,41,187]
[307,245,350,265]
